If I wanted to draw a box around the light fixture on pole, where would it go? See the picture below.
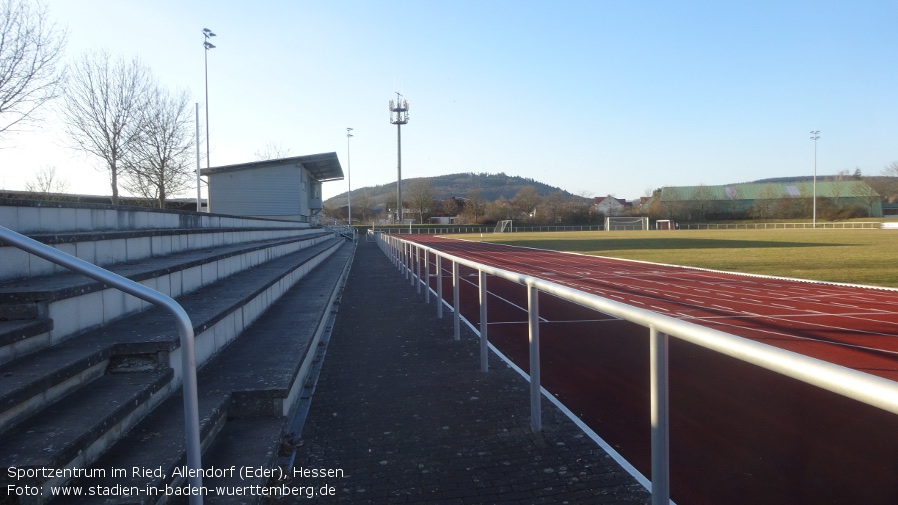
[810,130,820,227]
[346,127,353,225]
[203,28,216,172]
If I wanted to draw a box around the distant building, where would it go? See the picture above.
[594,196,629,216]
[201,153,343,225]
[658,181,882,219]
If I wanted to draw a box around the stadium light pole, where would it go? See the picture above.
[346,127,353,225]
[203,28,216,171]
[389,93,409,224]
[810,131,820,228]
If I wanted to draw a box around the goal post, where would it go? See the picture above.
[494,220,513,233]
[604,216,649,231]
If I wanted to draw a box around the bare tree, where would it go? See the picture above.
[752,184,778,220]
[543,190,566,223]
[878,161,898,199]
[852,181,882,217]
[512,185,541,221]
[0,0,66,138]
[884,161,898,178]
[59,50,151,204]
[352,190,373,224]
[461,187,486,224]
[406,178,437,224]
[121,87,195,208]
[24,165,68,196]
[254,141,291,160]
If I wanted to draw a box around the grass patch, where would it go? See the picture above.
[466,229,898,288]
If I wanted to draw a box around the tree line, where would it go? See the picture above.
[324,179,599,225]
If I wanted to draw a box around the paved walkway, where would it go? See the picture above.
[293,240,651,504]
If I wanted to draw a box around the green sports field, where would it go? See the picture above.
[467,228,898,289]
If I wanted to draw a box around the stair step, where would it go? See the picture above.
[0,303,42,320]
[0,368,173,488]
[0,317,52,345]
[58,390,232,505]
[172,418,285,505]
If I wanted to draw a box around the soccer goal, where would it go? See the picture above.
[605,216,649,231]
[494,220,513,233]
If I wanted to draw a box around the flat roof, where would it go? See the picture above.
[200,152,344,182]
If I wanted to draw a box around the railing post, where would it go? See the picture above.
[452,260,460,341]
[436,255,443,319]
[479,269,488,373]
[528,282,542,432]
[414,245,420,291]
[404,243,410,280]
[650,327,671,505]
[424,250,430,304]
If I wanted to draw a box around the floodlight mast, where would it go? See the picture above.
[346,127,353,225]
[390,92,409,224]
[203,28,216,173]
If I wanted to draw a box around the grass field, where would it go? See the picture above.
[467,228,898,288]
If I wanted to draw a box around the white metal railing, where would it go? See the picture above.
[0,226,205,505]
[324,219,357,241]
[376,232,898,505]
[371,224,605,235]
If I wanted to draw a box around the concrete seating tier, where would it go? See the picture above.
[0,202,355,505]
[0,201,322,282]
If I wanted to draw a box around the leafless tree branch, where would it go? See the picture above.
[0,0,67,139]
[121,86,195,208]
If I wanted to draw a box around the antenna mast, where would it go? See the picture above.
[389,92,409,223]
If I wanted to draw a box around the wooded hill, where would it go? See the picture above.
[324,172,589,208]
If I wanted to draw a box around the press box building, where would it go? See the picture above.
[201,153,344,226]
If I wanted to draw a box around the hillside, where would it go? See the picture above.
[325,172,587,207]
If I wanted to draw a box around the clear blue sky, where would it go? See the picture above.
[1,0,896,202]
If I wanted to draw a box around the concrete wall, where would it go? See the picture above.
[0,198,306,234]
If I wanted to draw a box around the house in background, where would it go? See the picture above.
[594,196,629,216]
[201,153,344,225]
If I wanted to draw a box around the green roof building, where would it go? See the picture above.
[657,181,882,220]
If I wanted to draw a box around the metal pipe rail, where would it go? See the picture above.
[0,226,205,505]
[377,232,898,505]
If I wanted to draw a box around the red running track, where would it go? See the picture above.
[401,235,898,505]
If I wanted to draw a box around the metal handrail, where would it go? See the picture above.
[0,226,204,504]
[378,232,898,505]
[324,219,357,241]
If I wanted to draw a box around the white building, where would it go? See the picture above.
[594,196,628,216]
[201,153,344,225]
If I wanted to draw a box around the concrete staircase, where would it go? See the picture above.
[0,200,355,504]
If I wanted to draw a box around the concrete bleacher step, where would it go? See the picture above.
[0,232,333,364]
[56,241,355,504]
[0,368,173,481]
[0,237,344,433]
[0,238,349,500]
[0,318,52,348]
[0,223,319,282]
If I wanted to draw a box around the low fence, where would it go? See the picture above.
[680,221,881,230]
[375,231,898,505]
